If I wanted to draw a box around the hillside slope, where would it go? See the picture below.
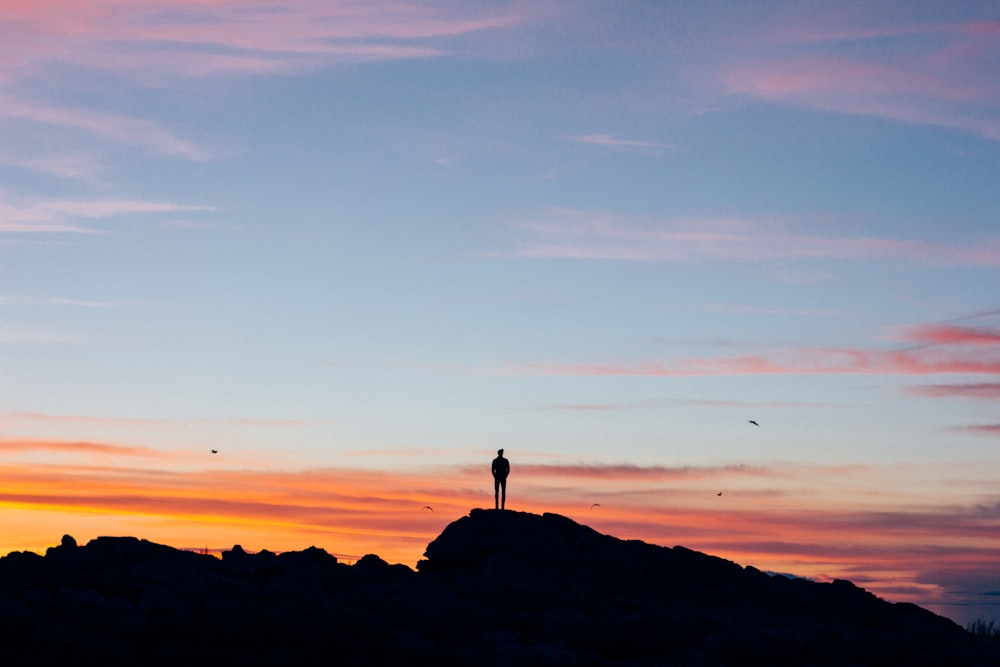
[0,509,994,666]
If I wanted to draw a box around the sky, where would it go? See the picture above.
[1,0,999,626]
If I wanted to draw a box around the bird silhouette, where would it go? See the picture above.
[717,492,723,496]
[590,503,601,509]
[422,506,433,511]
[748,420,759,426]
[211,449,218,454]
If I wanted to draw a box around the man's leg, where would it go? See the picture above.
[500,479,506,510]
[494,478,500,509]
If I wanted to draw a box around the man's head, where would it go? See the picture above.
[498,448,504,456]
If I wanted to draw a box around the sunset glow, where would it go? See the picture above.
[2,0,999,628]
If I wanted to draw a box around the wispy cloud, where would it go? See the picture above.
[498,316,1000,379]
[0,296,137,308]
[907,383,1000,400]
[0,438,163,458]
[502,208,1000,266]
[0,1,532,173]
[0,1,528,81]
[500,349,1000,379]
[704,304,839,317]
[529,397,841,412]
[459,462,782,481]
[954,424,1000,436]
[0,98,214,161]
[0,153,105,179]
[0,327,83,344]
[0,196,218,234]
[714,14,1000,141]
[0,412,310,430]
[895,324,1000,346]
[566,134,672,152]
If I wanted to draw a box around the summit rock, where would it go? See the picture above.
[0,509,994,665]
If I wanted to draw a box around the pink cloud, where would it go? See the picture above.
[907,383,1000,400]
[0,2,535,171]
[955,424,1000,435]
[0,1,528,82]
[714,15,1000,141]
[896,324,1000,346]
[501,348,1000,378]
[492,312,1000,385]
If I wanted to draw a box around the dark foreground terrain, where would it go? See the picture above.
[1,509,995,666]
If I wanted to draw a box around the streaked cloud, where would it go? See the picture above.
[529,397,841,412]
[1,412,310,430]
[498,314,1000,380]
[704,304,839,317]
[503,208,1000,265]
[714,13,1000,141]
[0,296,137,308]
[0,98,214,161]
[954,424,1000,436]
[906,383,1000,400]
[0,1,528,81]
[895,323,1000,346]
[0,327,83,344]
[0,153,105,179]
[566,134,672,152]
[0,1,532,173]
[0,196,218,234]
[0,438,163,458]
[459,462,781,481]
[500,349,1000,378]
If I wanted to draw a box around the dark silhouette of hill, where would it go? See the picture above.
[0,510,995,666]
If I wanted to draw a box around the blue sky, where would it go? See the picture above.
[2,0,999,626]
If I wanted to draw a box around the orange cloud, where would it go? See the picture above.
[1,445,998,621]
[0,438,164,458]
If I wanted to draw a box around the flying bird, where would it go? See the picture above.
[747,420,759,426]
[717,492,723,496]
[590,503,601,509]
[211,449,218,454]
[422,506,433,511]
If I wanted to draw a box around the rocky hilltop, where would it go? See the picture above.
[0,509,994,666]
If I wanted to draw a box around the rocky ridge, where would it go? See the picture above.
[0,509,994,665]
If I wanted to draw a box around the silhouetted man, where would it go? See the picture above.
[492,448,510,510]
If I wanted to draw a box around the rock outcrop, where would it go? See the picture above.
[0,509,994,666]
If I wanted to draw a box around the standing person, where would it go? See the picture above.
[491,449,510,510]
